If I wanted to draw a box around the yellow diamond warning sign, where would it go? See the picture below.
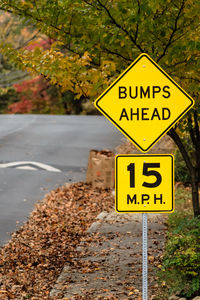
[94,53,194,152]
[115,154,174,213]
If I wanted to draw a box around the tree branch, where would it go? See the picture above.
[0,5,70,36]
[164,58,188,69]
[179,76,200,83]
[188,115,198,149]
[102,46,132,62]
[168,127,194,174]
[55,0,60,27]
[16,31,41,50]
[194,110,200,144]
[96,0,145,53]
[82,0,101,10]
[157,0,185,63]
[134,0,141,43]
[33,0,41,19]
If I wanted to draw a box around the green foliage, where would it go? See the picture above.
[0,87,19,113]
[0,0,199,102]
[0,9,37,82]
[159,188,200,297]
[61,91,84,115]
[163,217,200,297]
[0,0,199,118]
[174,134,194,184]
[175,151,191,183]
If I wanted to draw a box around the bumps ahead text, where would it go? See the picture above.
[119,85,171,121]
[94,53,194,152]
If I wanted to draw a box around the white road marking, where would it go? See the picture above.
[16,166,38,171]
[0,161,61,172]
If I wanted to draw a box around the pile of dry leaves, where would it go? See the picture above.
[0,182,114,299]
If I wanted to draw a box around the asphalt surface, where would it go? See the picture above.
[0,114,123,245]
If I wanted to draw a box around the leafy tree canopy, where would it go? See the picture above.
[0,0,199,99]
[0,9,38,87]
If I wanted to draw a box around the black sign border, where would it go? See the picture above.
[95,54,194,152]
[115,154,174,213]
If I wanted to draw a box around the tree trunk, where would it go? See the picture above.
[191,170,200,217]
[168,128,200,217]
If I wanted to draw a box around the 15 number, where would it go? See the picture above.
[127,163,162,188]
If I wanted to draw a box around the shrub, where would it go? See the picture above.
[8,76,65,114]
[0,87,19,113]
[162,216,200,297]
[175,148,191,183]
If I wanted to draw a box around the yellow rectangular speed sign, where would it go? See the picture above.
[115,154,174,213]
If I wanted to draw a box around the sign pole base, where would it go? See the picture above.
[142,213,148,300]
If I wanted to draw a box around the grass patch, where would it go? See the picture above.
[157,186,200,299]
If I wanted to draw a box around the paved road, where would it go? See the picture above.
[0,115,123,245]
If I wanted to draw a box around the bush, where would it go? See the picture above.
[8,76,66,114]
[161,216,200,297]
[175,148,191,183]
[61,91,83,114]
[0,87,19,113]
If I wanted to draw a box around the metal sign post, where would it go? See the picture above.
[142,213,148,300]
